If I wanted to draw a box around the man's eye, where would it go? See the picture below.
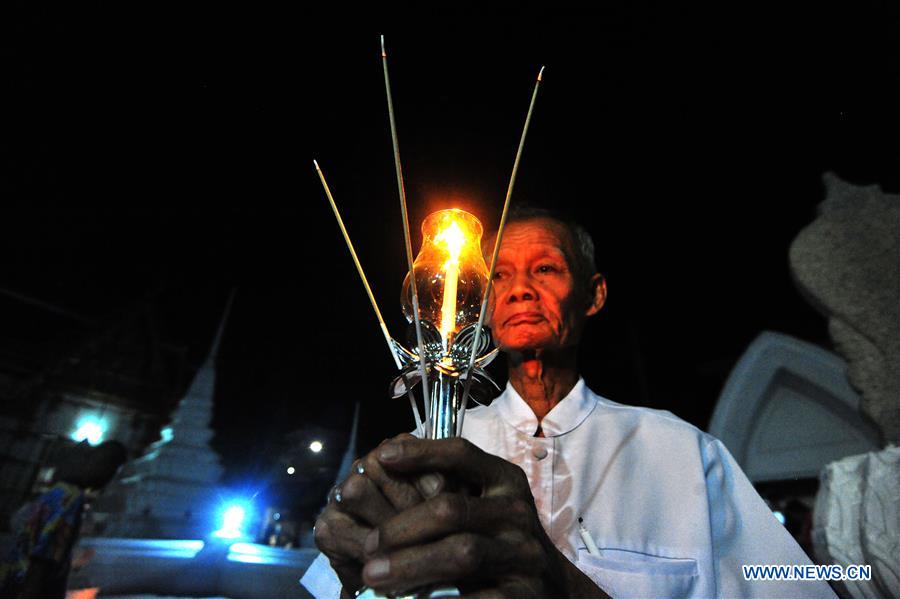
[493,271,507,281]
[536,264,557,274]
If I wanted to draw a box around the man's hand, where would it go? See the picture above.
[313,434,443,596]
[359,436,575,598]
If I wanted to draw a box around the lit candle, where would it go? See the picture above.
[435,220,465,342]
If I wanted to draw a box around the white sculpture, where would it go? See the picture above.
[790,174,900,598]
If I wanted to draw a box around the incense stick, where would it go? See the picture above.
[457,66,545,436]
[381,35,433,429]
[314,159,425,436]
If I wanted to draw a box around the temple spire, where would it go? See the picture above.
[93,293,230,539]
[208,289,236,363]
[334,402,361,486]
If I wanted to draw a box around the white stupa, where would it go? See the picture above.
[96,293,232,539]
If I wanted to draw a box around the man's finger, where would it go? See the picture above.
[313,509,370,561]
[376,437,512,492]
[414,472,447,498]
[460,581,544,599]
[364,494,534,556]
[336,472,396,526]
[364,433,440,508]
[362,532,543,594]
[356,451,423,511]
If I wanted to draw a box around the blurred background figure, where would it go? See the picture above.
[0,440,126,599]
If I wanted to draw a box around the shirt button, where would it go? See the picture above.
[532,445,548,460]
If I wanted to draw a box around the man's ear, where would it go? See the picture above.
[585,273,607,316]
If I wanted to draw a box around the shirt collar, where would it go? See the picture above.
[495,377,598,437]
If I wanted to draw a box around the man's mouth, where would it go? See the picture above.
[504,312,546,326]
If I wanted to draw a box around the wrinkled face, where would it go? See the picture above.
[487,218,600,353]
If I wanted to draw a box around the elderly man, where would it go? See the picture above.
[302,208,835,598]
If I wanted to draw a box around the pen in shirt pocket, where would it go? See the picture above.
[578,517,600,556]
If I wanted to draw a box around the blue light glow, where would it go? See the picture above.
[214,503,249,539]
[71,416,107,445]
[227,542,304,566]
[773,510,786,525]
[77,538,204,560]
[229,542,262,555]
[160,426,174,442]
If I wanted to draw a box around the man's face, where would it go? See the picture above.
[487,218,602,353]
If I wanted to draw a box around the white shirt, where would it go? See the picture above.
[302,379,836,598]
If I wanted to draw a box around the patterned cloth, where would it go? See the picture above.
[0,482,85,599]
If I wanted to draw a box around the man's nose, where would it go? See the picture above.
[507,272,538,303]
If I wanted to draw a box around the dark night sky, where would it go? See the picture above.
[3,3,898,480]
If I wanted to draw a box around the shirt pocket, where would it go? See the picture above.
[576,547,699,599]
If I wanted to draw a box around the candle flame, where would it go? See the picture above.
[435,220,465,266]
[435,219,466,340]
[401,208,488,347]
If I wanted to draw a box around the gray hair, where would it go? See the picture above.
[484,205,598,283]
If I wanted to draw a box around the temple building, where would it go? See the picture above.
[0,289,190,529]
[93,294,232,539]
